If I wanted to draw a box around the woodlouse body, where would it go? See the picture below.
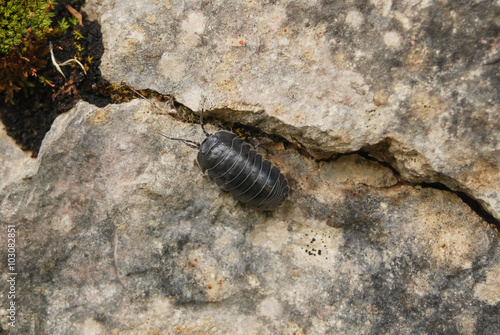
[197,131,289,210]
[160,111,289,210]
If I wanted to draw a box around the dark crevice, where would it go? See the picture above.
[167,100,296,151]
[357,155,498,229]
[0,0,173,157]
[348,141,499,230]
[357,150,499,230]
[419,182,500,229]
[355,150,403,181]
[0,0,109,156]
[357,147,499,230]
[165,103,499,230]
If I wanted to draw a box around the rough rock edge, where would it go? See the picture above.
[78,0,500,223]
[167,99,500,228]
[0,126,37,192]
[2,97,497,230]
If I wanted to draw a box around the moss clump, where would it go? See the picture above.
[0,0,75,104]
[0,0,55,54]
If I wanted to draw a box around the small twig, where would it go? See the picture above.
[65,5,83,26]
[131,88,147,100]
[59,58,87,74]
[50,42,87,80]
[50,42,66,79]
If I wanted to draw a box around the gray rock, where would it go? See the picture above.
[1,0,499,333]
[0,125,36,191]
[0,100,499,334]
[82,0,500,220]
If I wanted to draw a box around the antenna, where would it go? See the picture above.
[158,97,211,148]
[157,133,200,149]
[200,97,209,137]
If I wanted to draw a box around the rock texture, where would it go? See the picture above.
[0,100,499,334]
[0,126,36,191]
[82,0,500,220]
[1,0,500,334]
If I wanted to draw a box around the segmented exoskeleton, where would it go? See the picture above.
[160,109,289,210]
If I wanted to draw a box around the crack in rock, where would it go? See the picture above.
[166,100,500,228]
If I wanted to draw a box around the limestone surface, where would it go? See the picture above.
[83,0,500,220]
[0,100,499,334]
[0,126,36,191]
[1,0,499,333]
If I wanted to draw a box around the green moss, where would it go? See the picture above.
[0,0,56,54]
[0,1,82,103]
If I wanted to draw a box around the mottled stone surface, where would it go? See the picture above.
[83,0,500,220]
[1,0,499,333]
[1,100,499,334]
[0,126,36,191]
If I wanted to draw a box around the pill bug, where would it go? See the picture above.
[160,109,289,210]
